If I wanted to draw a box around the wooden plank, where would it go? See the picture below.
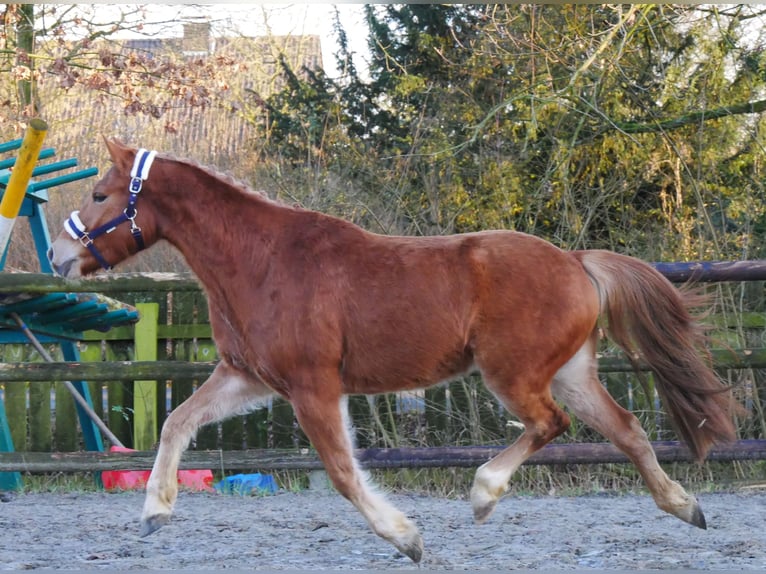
[355,439,766,468]
[652,260,766,283]
[3,347,766,383]
[27,336,52,452]
[1,345,27,451]
[83,324,212,343]
[0,272,201,294]
[0,360,217,381]
[47,342,76,452]
[105,342,132,447]
[27,378,51,452]
[475,379,502,441]
[78,341,103,422]
[60,341,104,452]
[148,293,169,431]
[160,296,172,428]
[53,381,77,452]
[110,291,140,449]
[271,398,294,448]
[448,379,471,445]
[79,314,766,342]
[425,386,448,445]
[194,339,219,449]
[374,394,398,447]
[245,406,269,449]
[2,261,765,297]
[169,290,197,433]
[348,395,373,448]
[157,324,212,339]
[133,303,158,450]
[222,413,245,450]
[2,439,766,473]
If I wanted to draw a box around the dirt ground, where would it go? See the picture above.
[0,488,764,570]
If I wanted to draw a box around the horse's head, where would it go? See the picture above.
[49,139,161,278]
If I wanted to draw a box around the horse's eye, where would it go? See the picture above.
[93,193,107,204]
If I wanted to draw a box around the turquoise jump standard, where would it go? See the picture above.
[0,138,139,490]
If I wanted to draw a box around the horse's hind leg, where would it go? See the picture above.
[551,336,706,529]
[289,373,423,562]
[140,362,274,536]
[471,371,571,523]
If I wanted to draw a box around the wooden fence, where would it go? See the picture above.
[0,268,765,469]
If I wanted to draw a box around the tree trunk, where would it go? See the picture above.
[16,3,38,115]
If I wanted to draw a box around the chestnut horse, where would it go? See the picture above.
[49,140,739,563]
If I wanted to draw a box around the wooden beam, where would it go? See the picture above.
[1,440,765,473]
[2,347,765,383]
[0,272,201,294]
[0,360,217,382]
[81,323,214,342]
[653,260,766,282]
[133,303,158,450]
[2,260,766,297]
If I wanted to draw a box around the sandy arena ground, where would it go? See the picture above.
[0,489,763,570]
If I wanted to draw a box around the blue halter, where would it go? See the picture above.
[64,149,157,270]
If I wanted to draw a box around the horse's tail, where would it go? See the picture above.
[573,250,741,462]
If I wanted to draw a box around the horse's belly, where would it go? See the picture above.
[339,342,474,395]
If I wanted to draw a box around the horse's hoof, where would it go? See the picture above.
[470,471,504,525]
[471,484,499,524]
[472,499,497,525]
[139,513,171,537]
[689,503,707,530]
[662,496,708,530]
[396,535,424,563]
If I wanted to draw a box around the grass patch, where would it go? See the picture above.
[18,472,103,493]
[10,460,765,497]
[369,460,766,499]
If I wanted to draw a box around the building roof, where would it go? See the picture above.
[35,31,323,171]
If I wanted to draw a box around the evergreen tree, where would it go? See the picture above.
[249,4,766,260]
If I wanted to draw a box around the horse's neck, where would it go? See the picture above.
[153,166,280,292]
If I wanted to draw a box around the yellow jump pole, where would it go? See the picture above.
[0,118,48,256]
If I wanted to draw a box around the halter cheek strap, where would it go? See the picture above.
[64,148,157,270]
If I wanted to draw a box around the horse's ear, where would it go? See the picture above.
[103,137,135,174]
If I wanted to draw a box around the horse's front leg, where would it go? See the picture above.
[289,370,424,562]
[140,362,274,536]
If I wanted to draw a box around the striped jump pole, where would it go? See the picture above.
[0,118,48,255]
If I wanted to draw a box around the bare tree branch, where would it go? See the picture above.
[612,99,766,135]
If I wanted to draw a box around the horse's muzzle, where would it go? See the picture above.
[47,245,76,278]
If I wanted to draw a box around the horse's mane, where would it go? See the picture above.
[159,152,283,206]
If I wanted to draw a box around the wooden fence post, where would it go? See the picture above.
[133,303,158,450]
[1,344,26,451]
[194,339,219,449]
[78,341,103,421]
[170,290,196,438]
